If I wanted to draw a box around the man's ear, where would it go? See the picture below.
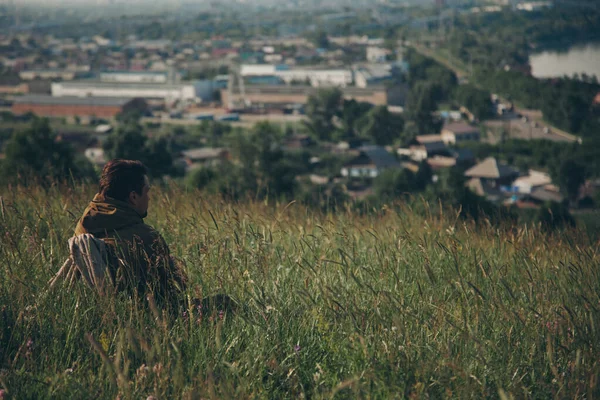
[128,190,138,204]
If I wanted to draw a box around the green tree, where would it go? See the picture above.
[454,84,493,121]
[226,122,300,199]
[558,159,586,204]
[536,202,576,232]
[373,169,416,200]
[103,123,175,178]
[186,166,216,190]
[338,99,372,140]
[304,88,343,141]
[357,105,404,146]
[0,118,94,185]
[414,161,433,191]
[406,82,442,134]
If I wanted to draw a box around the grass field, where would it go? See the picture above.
[1,184,599,398]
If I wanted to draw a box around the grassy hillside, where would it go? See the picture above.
[0,184,599,398]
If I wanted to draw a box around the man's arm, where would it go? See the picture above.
[143,227,188,305]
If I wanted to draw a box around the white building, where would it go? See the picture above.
[99,70,181,84]
[19,69,85,81]
[366,47,390,63]
[341,146,401,178]
[240,64,281,76]
[512,170,552,194]
[516,2,553,11]
[51,81,201,103]
[240,64,353,88]
[354,64,394,88]
[277,69,353,87]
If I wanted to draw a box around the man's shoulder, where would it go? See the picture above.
[127,222,164,242]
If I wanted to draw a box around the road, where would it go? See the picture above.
[409,44,582,143]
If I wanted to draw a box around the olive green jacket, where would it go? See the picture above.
[75,193,186,304]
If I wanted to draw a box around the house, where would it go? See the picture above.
[366,47,391,63]
[181,147,230,169]
[397,134,448,162]
[55,131,98,152]
[513,187,564,208]
[511,170,552,194]
[441,122,480,145]
[425,149,474,170]
[95,124,113,134]
[467,177,506,203]
[427,156,458,170]
[465,157,519,184]
[465,157,519,200]
[283,134,314,150]
[341,145,401,178]
[527,187,564,203]
[85,147,107,167]
[452,149,475,165]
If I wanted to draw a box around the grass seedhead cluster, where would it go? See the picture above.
[0,183,599,398]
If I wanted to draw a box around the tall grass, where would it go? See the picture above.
[1,183,599,398]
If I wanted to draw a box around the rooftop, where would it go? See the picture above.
[465,157,519,180]
[443,122,480,135]
[415,134,444,144]
[13,95,132,107]
[100,70,170,76]
[227,85,386,96]
[345,145,401,170]
[529,187,564,203]
[513,170,552,188]
[53,80,195,90]
[181,147,228,160]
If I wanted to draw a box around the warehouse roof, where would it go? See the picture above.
[13,95,132,107]
[53,80,194,90]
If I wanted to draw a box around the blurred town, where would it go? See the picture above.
[0,0,599,229]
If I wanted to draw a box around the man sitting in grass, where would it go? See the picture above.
[74,159,187,307]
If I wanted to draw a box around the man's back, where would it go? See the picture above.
[75,178,186,305]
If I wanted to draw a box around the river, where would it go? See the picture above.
[529,43,600,80]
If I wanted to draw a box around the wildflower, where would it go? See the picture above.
[294,344,301,353]
[218,310,225,320]
[0,389,5,399]
[136,364,149,380]
[545,321,558,331]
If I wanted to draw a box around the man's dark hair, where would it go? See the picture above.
[99,159,148,202]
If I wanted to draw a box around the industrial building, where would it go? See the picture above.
[99,70,182,84]
[354,64,395,88]
[12,95,148,120]
[221,85,389,110]
[19,69,91,81]
[51,81,202,103]
[240,64,354,88]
